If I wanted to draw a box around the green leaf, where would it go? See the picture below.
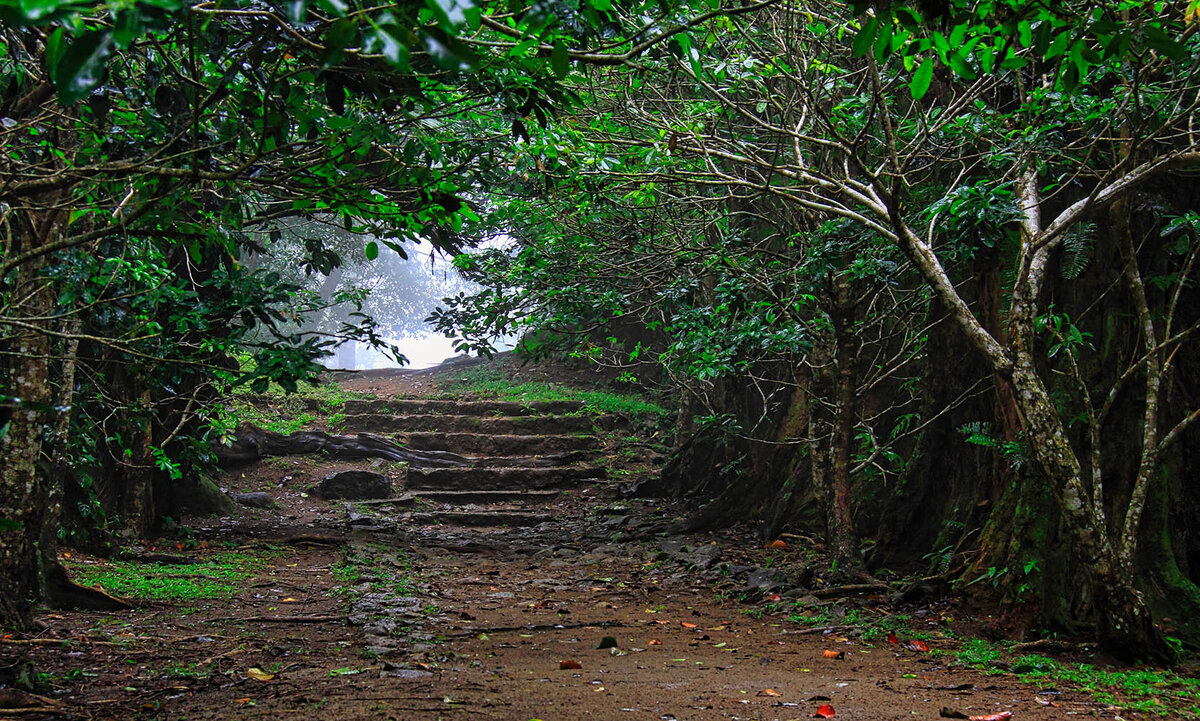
[589,0,612,9]
[551,38,569,78]
[1144,26,1188,60]
[910,56,933,100]
[322,18,357,67]
[948,51,974,79]
[852,16,879,58]
[365,241,379,260]
[873,20,893,64]
[52,29,113,104]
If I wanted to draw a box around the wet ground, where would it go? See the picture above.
[4,360,1155,720]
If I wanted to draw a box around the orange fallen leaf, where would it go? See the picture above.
[813,703,836,718]
[280,597,298,603]
[888,632,899,644]
[904,640,930,652]
[765,540,788,549]
[968,714,1013,721]
[768,593,783,602]
[559,660,582,670]
[234,698,252,704]
[822,649,845,659]
[680,622,698,629]
[648,639,663,645]
[760,688,782,697]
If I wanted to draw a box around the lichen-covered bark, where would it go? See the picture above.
[0,256,52,630]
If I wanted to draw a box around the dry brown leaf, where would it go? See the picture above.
[822,649,845,659]
[559,660,582,670]
[246,667,274,682]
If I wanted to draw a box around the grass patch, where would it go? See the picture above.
[440,368,669,420]
[220,377,371,435]
[955,639,1200,717]
[68,551,270,601]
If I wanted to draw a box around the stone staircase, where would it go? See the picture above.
[336,397,615,528]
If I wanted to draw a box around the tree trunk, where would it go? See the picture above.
[0,257,53,630]
[828,274,861,572]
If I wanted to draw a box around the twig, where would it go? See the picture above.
[229,615,345,623]
[811,583,890,599]
[445,620,630,638]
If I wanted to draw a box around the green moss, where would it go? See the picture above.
[955,640,1200,717]
[68,551,271,600]
[439,368,669,419]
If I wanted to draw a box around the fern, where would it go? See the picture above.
[958,422,1027,469]
[1060,221,1096,280]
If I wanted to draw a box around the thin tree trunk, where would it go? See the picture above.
[828,273,860,571]
[0,248,54,630]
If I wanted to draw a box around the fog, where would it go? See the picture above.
[322,239,513,371]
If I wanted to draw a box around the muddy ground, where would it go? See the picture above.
[3,357,1181,720]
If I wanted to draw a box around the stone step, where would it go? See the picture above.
[339,413,603,435]
[343,399,585,416]
[408,511,553,527]
[406,466,606,490]
[461,451,599,469]
[403,432,602,456]
[351,489,561,506]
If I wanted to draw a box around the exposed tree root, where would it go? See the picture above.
[214,423,468,468]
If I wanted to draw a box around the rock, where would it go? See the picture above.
[381,667,433,679]
[319,470,391,499]
[745,566,782,590]
[685,544,723,570]
[230,491,276,508]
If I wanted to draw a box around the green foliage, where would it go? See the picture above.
[67,551,268,600]
[956,640,1200,717]
[439,367,669,419]
[958,422,1027,469]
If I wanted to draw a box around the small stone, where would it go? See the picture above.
[230,491,276,508]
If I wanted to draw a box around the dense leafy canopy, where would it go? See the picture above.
[4,0,1200,662]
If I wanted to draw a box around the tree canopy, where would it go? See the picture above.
[4,0,1200,662]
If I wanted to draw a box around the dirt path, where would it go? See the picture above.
[9,369,1124,720]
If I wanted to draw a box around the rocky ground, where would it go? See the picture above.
[3,357,1179,720]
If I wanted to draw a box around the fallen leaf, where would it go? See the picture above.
[648,639,663,645]
[813,703,836,718]
[280,597,297,603]
[888,632,899,644]
[904,640,930,652]
[759,688,782,697]
[680,622,698,629]
[768,593,783,602]
[709,625,727,631]
[234,698,253,705]
[968,713,1013,721]
[246,668,274,682]
[822,649,845,659]
[328,667,360,677]
[765,540,788,549]
[559,660,582,670]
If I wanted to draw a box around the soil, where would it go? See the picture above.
[5,357,1145,720]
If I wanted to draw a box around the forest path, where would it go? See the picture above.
[17,366,1092,720]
